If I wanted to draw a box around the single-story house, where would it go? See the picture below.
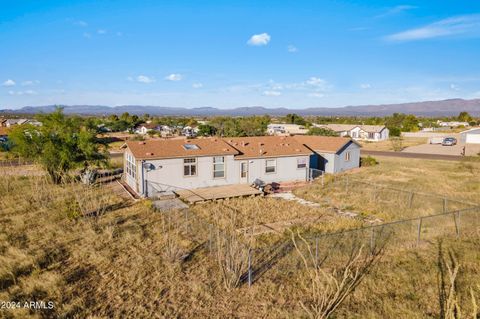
[292,136,361,174]
[135,123,160,135]
[182,126,198,137]
[267,124,308,136]
[314,124,389,142]
[438,121,470,128]
[124,135,360,197]
[460,128,480,144]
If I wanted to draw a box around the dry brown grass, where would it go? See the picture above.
[359,137,428,151]
[1,157,479,318]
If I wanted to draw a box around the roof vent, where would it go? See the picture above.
[146,152,154,156]
[139,141,146,145]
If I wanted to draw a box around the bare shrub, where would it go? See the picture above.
[213,209,249,290]
[291,231,387,319]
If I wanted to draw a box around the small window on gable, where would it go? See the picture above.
[183,144,200,150]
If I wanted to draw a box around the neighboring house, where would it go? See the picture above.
[124,135,360,197]
[159,125,173,137]
[135,123,160,135]
[182,126,198,137]
[460,128,480,144]
[293,136,361,174]
[437,121,470,128]
[2,118,42,127]
[314,124,389,142]
[267,123,308,135]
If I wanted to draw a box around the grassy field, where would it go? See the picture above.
[1,157,479,318]
[359,137,428,151]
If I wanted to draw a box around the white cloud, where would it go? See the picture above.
[450,83,460,91]
[165,73,183,81]
[377,5,417,18]
[97,29,107,35]
[83,32,92,38]
[21,80,40,86]
[263,90,281,96]
[73,20,88,27]
[136,75,155,83]
[2,79,15,87]
[192,82,203,89]
[8,90,37,95]
[262,91,282,96]
[305,77,332,92]
[385,14,480,42]
[287,45,298,53]
[360,83,372,89]
[247,33,271,46]
[308,92,325,98]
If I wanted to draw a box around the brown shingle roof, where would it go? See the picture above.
[223,136,312,159]
[292,135,360,153]
[126,138,239,160]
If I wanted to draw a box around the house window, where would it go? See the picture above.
[368,132,375,139]
[297,157,307,169]
[184,158,197,176]
[126,153,136,179]
[265,159,276,173]
[213,156,225,178]
[345,151,351,162]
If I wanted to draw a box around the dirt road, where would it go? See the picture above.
[362,150,465,161]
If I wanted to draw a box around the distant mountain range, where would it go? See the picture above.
[2,98,480,117]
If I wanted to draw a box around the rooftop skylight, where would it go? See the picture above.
[183,144,200,150]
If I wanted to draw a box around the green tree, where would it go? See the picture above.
[9,108,107,183]
[197,124,217,136]
[284,113,307,126]
[307,127,338,136]
[457,111,473,122]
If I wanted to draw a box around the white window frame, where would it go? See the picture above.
[345,151,351,162]
[183,158,197,177]
[265,159,276,174]
[240,162,248,178]
[297,157,307,169]
[126,153,136,179]
[213,156,225,179]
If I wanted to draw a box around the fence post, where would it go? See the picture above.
[209,224,213,253]
[443,197,448,213]
[321,173,324,188]
[370,228,375,254]
[416,218,423,246]
[248,248,252,287]
[408,192,414,208]
[453,211,460,237]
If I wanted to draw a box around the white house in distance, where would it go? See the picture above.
[134,123,160,135]
[314,124,389,142]
[460,128,480,144]
[267,123,308,135]
[123,135,360,197]
[437,121,470,128]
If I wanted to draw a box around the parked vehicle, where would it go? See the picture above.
[442,137,457,146]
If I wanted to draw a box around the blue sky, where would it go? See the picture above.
[1,0,480,109]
